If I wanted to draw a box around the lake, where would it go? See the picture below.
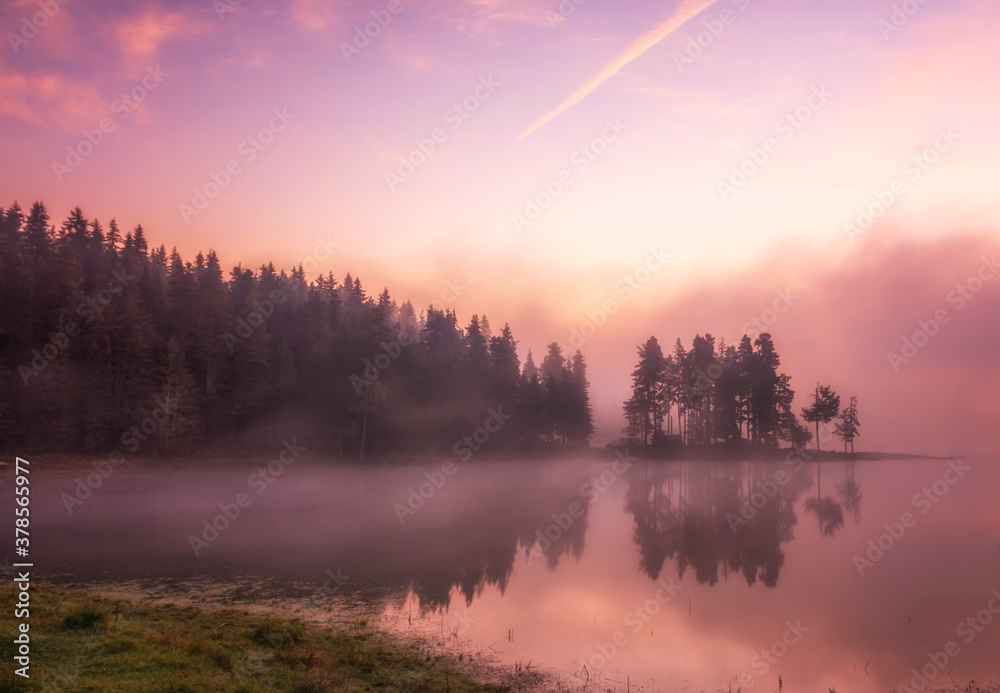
[16,453,1000,692]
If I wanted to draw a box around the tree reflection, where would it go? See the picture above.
[804,496,844,536]
[626,461,814,588]
[836,460,863,524]
[31,461,596,613]
[805,461,845,537]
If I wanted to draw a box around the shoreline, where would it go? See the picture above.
[0,580,557,693]
[3,446,963,472]
[6,580,996,693]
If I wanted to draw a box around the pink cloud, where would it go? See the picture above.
[290,0,344,32]
[112,6,207,71]
[427,0,559,42]
[443,227,1000,456]
[0,67,106,128]
[609,229,1000,456]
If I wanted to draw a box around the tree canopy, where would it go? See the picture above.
[623,332,847,450]
[0,201,594,457]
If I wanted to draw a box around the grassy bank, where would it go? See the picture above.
[0,584,508,693]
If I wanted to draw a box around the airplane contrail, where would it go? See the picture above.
[515,0,722,142]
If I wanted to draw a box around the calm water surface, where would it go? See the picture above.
[14,455,1000,691]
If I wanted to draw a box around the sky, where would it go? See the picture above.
[2,0,998,454]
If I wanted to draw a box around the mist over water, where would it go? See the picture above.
[14,455,1000,691]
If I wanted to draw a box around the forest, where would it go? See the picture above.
[0,201,595,457]
[622,334,860,453]
[0,200,860,459]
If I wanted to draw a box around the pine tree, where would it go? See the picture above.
[517,350,546,445]
[750,333,785,447]
[489,324,520,405]
[22,201,52,263]
[735,335,755,443]
[669,339,688,442]
[157,339,201,454]
[835,395,860,453]
[540,342,567,443]
[191,250,231,398]
[106,218,122,253]
[712,341,740,445]
[801,384,841,452]
[687,334,716,445]
[564,350,595,445]
[464,314,490,386]
[622,336,667,445]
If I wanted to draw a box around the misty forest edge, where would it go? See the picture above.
[0,201,863,460]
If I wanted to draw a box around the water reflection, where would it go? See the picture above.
[25,461,596,609]
[625,461,814,587]
[26,458,873,600]
[837,460,864,524]
[13,456,1000,691]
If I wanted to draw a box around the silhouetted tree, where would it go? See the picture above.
[623,336,667,444]
[625,332,799,449]
[563,350,595,445]
[779,409,813,449]
[835,395,860,453]
[517,351,547,445]
[0,201,597,458]
[801,384,841,452]
[749,333,785,446]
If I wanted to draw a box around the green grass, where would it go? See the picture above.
[0,584,508,693]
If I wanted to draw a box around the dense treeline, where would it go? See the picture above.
[0,201,594,456]
[622,334,860,451]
